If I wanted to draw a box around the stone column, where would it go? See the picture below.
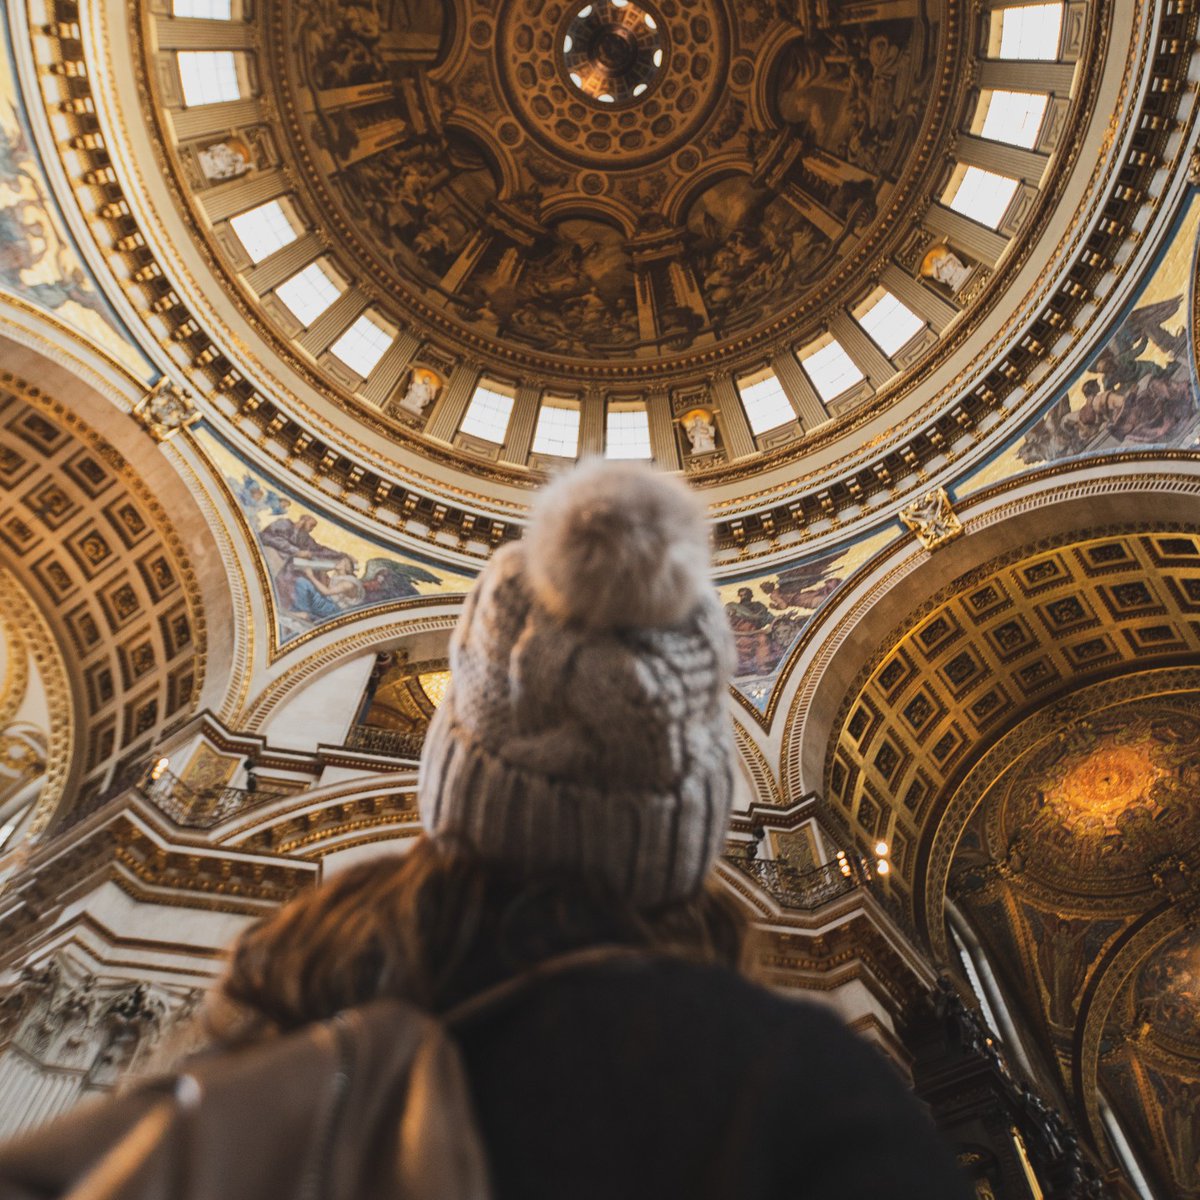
[923,206,1007,267]
[956,135,1047,184]
[424,362,481,443]
[296,291,370,356]
[771,350,830,430]
[710,374,756,459]
[203,168,288,220]
[172,98,262,141]
[828,312,892,385]
[645,390,680,468]
[880,265,958,333]
[501,384,542,465]
[242,232,322,293]
[579,387,605,456]
[360,330,421,407]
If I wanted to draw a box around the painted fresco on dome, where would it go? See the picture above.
[718,525,896,713]
[1136,928,1200,1045]
[958,194,1200,498]
[0,35,151,379]
[198,432,475,646]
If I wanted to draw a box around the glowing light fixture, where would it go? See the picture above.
[875,841,889,857]
[653,48,663,66]
[563,34,573,52]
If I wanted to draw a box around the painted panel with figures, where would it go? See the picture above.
[199,431,475,647]
[958,194,1200,498]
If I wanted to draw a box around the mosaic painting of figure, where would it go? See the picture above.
[719,527,896,712]
[1018,295,1198,464]
[475,217,638,354]
[771,12,935,176]
[959,195,1200,496]
[205,435,474,645]
[0,43,149,378]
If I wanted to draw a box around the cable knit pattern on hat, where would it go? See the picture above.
[418,460,737,908]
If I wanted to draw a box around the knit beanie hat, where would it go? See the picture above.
[418,458,737,908]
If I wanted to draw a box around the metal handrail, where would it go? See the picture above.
[344,724,426,759]
[137,770,283,829]
[738,856,861,910]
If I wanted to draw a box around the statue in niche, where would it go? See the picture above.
[197,138,254,182]
[682,409,717,455]
[920,243,972,292]
[396,367,442,416]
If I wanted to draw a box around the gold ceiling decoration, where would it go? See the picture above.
[825,529,1200,904]
[946,685,1200,1200]
[0,379,206,823]
[232,0,960,371]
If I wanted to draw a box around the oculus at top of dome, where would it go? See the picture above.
[561,0,665,105]
[262,0,947,368]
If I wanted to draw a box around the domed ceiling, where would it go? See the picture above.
[127,0,1129,492]
[270,0,947,368]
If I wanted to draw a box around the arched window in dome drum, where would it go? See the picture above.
[532,399,582,459]
[853,290,927,359]
[171,0,231,17]
[975,89,1050,149]
[797,337,865,404]
[460,383,517,445]
[988,2,1064,60]
[175,51,243,106]
[273,262,344,328]
[329,312,395,379]
[228,200,301,264]
[736,371,795,437]
[605,404,651,460]
[942,165,1020,230]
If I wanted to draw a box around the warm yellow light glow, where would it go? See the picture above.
[876,858,890,875]
[150,756,170,781]
[875,840,889,857]
[418,670,452,708]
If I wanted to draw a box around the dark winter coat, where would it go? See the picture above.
[0,953,969,1200]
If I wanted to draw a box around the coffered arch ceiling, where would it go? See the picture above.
[943,672,1200,1200]
[0,356,237,830]
[817,526,1200,912]
[23,0,1196,534]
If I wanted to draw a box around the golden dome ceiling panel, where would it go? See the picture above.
[942,680,1200,1200]
[824,529,1200,908]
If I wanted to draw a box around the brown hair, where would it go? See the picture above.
[214,835,746,1043]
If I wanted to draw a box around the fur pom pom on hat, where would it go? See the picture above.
[419,459,737,908]
[524,459,712,631]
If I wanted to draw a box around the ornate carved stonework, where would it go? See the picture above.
[132,381,200,443]
[899,486,963,550]
[274,0,953,370]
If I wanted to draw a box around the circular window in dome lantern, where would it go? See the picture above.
[562,0,665,105]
